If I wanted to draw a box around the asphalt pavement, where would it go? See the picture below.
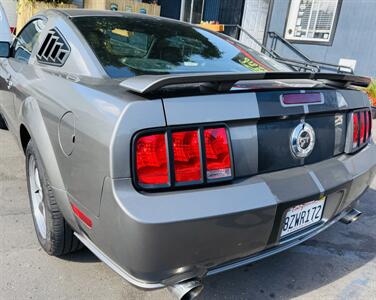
[0,125,375,300]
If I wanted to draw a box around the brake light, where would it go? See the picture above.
[347,109,372,153]
[204,128,232,179]
[367,110,372,139]
[353,113,359,148]
[282,93,322,105]
[359,112,365,144]
[133,126,233,189]
[172,131,202,183]
[135,133,169,185]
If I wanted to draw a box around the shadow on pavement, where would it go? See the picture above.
[62,247,100,263]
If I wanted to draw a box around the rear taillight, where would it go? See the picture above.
[135,133,169,186]
[172,130,202,183]
[134,126,232,189]
[359,112,365,144]
[204,128,232,180]
[347,109,372,153]
[353,113,359,148]
[367,110,372,139]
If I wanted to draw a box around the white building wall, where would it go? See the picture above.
[240,0,271,51]
[0,0,17,29]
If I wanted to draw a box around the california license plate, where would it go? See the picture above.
[281,197,326,237]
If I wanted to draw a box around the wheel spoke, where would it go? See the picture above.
[28,155,47,239]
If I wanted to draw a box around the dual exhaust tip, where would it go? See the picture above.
[167,208,362,299]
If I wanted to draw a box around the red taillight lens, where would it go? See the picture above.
[204,128,232,180]
[367,110,372,139]
[370,111,373,138]
[349,110,372,153]
[353,113,359,148]
[134,126,233,189]
[135,134,169,185]
[365,112,369,141]
[172,131,202,183]
[359,111,366,144]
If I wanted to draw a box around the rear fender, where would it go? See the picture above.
[20,97,80,231]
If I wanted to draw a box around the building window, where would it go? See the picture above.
[285,0,341,44]
[181,0,205,23]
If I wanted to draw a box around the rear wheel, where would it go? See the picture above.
[26,140,82,256]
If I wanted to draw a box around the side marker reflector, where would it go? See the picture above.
[71,203,92,228]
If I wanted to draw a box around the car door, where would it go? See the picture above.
[0,18,46,133]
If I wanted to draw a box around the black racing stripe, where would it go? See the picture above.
[339,89,371,109]
[257,113,338,174]
[308,90,339,113]
[256,90,353,117]
[266,182,353,246]
[256,90,304,117]
[257,117,302,173]
[266,193,321,246]
[304,114,335,164]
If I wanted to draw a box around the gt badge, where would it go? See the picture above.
[290,122,316,158]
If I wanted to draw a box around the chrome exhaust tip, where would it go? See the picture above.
[168,279,203,300]
[340,208,362,224]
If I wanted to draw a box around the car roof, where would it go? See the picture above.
[48,9,188,27]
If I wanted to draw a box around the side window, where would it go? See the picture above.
[36,28,71,66]
[13,19,45,62]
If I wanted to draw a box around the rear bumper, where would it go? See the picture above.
[77,143,376,288]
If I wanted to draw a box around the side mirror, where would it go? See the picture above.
[0,41,10,58]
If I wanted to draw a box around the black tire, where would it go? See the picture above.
[26,140,82,256]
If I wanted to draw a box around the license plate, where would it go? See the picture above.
[280,198,326,237]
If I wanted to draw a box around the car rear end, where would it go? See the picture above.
[68,12,376,291]
[76,78,375,289]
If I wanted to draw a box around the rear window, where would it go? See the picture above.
[72,15,290,78]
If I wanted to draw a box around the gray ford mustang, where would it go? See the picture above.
[0,7,375,299]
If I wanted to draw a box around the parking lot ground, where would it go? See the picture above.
[1,125,375,300]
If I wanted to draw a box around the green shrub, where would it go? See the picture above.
[366,80,376,98]
[365,80,376,106]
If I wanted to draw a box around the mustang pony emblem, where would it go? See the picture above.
[290,122,316,158]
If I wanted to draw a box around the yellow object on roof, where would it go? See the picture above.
[199,22,225,32]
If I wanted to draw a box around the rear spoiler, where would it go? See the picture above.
[119,72,371,94]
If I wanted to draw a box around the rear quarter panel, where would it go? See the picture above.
[18,63,170,226]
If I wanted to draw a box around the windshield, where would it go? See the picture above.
[72,15,291,78]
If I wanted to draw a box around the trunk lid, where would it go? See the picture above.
[119,72,371,178]
[161,85,370,177]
